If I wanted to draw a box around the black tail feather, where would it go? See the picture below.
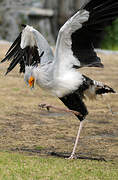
[96,85,116,95]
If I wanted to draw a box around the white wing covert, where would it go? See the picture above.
[31,28,54,64]
[54,10,90,71]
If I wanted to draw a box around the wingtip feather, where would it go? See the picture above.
[21,24,27,28]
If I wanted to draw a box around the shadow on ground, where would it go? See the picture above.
[0,44,118,161]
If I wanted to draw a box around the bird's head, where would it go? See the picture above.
[28,76,35,89]
[24,66,35,89]
[24,51,44,89]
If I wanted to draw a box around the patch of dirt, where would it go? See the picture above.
[0,44,118,161]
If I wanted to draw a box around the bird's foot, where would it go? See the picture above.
[67,154,77,160]
[38,103,50,111]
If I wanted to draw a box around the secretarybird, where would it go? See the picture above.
[1,0,118,159]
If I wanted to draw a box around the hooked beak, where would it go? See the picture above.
[28,76,35,89]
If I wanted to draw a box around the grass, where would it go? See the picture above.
[0,43,118,179]
[0,151,118,180]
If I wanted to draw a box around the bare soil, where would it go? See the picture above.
[0,44,118,160]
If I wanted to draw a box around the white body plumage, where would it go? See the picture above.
[25,63,83,98]
[23,10,90,97]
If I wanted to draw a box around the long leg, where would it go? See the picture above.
[39,102,84,159]
[38,103,82,116]
[68,121,84,159]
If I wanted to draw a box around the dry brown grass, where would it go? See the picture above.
[0,44,118,161]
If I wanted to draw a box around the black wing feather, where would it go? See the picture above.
[1,30,43,74]
[5,32,22,56]
[71,0,118,68]
[19,60,25,73]
[1,42,20,63]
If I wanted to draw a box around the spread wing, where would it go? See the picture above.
[54,0,118,69]
[1,25,54,75]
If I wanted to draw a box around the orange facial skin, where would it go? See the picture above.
[28,76,35,88]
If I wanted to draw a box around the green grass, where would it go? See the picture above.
[0,43,118,180]
[0,152,118,180]
[101,19,118,50]
[102,45,118,51]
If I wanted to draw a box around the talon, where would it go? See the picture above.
[47,106,50,111]
[38,103,51,111]
[38,104,46,108]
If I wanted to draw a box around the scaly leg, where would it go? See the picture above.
[68,121,84,159]
[38,103,82,116]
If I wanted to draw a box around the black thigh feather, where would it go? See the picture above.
[59,92,88,121]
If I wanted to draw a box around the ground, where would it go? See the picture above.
[0,43,118,162]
